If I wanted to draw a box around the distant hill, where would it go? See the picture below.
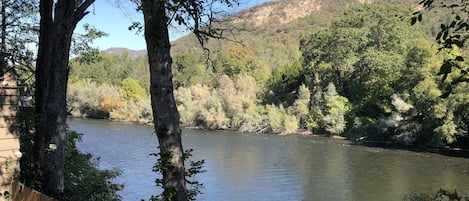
[102,47,147,58]
[103,0,430,70]
[170,0,416,69]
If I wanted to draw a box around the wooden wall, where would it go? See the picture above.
[0,84,20,199]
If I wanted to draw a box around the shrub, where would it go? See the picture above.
[283,114,298,134]
[61,131,123,201]
[67,79,123,119]
[120,78,147,103]
[322,83,350,135]
[267,104,285,132]
[175,84,228,129]
[18,110,123,201]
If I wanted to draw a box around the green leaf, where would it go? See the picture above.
[411,17,417,25]
[437,62,452,75]
[441,23,447,30]
[436,32,443,40]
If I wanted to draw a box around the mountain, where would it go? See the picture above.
[170,0,416,69]
[102,47,147,58]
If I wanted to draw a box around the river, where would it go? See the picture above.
[68,118,469,201]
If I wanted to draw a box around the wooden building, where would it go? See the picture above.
[0,77,20,199]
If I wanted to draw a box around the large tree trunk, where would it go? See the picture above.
[0,0,7,73]
[34,0,93,195]
[141,1,188,200]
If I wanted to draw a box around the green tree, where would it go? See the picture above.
[218,74,261,130]
[136,0,239,200]
[0,0,37,81]
[412,0,469,98]
[172,52,214,88]
[215,45,270,84]
[265,59,303,105]
[120,77,147,102]
[322,82,350,136]
[300,3,425,116]
[291,84,310,129]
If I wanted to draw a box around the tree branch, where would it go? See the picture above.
[73,0,94,25]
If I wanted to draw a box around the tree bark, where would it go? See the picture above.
[0,0,7,73]
[34,0,94,195]
[141,1,188,200]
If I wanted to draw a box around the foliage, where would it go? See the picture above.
[120,77,147,102]
[266,104,285,132]
[70,52,150,91]
[71,24,108,64]
[0,0,38,80]
[301,3,422,116]
[412,0,469,98]
[60,131,123,201]
[175,84,228,129]
[217,74,263,130]
[264,103,301,134]
[60,0,469,150]
[149,149,206,201]
[67,79,122,119]
[322,83,350,136]
[214,45,270,84]
[67,79,153,123]
[265,59,303,105]
[291,84,310,116]
[172,53,215,88]
[18,108,123,200]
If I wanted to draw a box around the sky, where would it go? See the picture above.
[77,0,273,51]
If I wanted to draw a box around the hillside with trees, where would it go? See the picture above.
[68,0,469,149]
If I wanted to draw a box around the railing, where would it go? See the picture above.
[7,182,56,201]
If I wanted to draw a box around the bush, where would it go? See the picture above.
[18,109,123,201]
[67,79,123,119]
[266,104,285,132]
[175,84,229,129]
[68,79,152,123]
[322,83,350,135]
[283,114,298,134]
[110,98,153,124]
[120,78,147,103]
[61,131,123,201]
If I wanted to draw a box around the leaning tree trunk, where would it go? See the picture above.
[141,1,188,200]
[34,0,94,195]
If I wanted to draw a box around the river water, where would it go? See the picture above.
[68,118,469,201]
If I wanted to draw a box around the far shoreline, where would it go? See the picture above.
[68,116,469,159]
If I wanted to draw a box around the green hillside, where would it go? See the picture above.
[170,0,416,69]
[68,0,469,148]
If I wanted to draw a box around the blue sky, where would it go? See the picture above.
[77,0,273,51]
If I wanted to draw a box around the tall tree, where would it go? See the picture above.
[0,0,38,76]
[412,0,469,97]
[136,0,238,200]
[34,0,94,195]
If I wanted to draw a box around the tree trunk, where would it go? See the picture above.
[0,0,7,73]
[141,1,188,200]
[34,0,94,195]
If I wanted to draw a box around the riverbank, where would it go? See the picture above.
[70,118,469,201]
[68,116,469,159]
[352,140,469,158]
